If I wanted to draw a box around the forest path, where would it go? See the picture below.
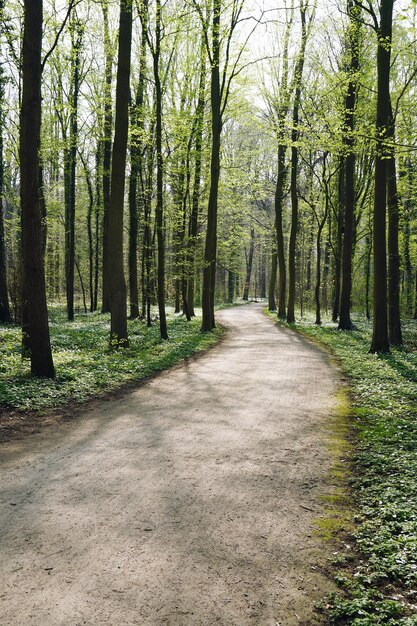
[0,303,340,626]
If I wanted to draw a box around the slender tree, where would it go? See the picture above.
[0,0,11,323]
[148,0,168,339]
[386,98,402,345]
[339,0,361,330]
[187,25,207,317]
[64,16,83,321]
[20,0,55,377]
[101,0,114,313]
[287,0,308,323]
[128,0,148,319]
[108,0,133,347]
[369,0,394,353]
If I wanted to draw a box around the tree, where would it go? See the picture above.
[147,0,168,339]
[101,0,114,314]
[287,0,308,323]
[128,0,148,319]
[108,0,132,347]
[266,4,294,317]
[64,16,83,321]
[0,0,11,323]
[368,0,394,353]
[20,0,55,377]
[339,0,361,330]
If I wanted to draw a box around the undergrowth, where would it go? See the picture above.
[0,307,222,412]
[272,311,417,625]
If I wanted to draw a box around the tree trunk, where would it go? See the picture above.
[101,1,113,313]
[365,232,371,321]
[20,0,55,377]
[0,51,11,322]
[243,227,255,301]
[387,133,402,344]
[108,0,132,347]
[83,158,95,312]
[332,161,344,321]
[201,0,221,332]
[128,0,148,320]
[403,160,413,316]
[153,0,168,339]
[287,3,307,323]
[276,143,287,318]
[370,0,393,353]
[65,19,82,322]
[268,245,277,311]
[187,33,206,318]
[339,0,360,330]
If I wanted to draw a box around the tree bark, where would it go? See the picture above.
[128,0,148,320]
[65,18,82,322]
[0,34,11,323]
[187,29,206,317]
[108,0,132,347]
[20,0,55,377]
[268,245,277,311]
[287,2,307,323]
[201,0,221,332]
[339,0,360,330]
[101,1,113,313]
[242,227,255,301]
[153,0,168,339]
[387,100,402,345]
[276,143,287,318]
[369,0,393,353]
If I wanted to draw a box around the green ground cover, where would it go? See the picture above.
[0,308,222,412]
[275,312,417,625]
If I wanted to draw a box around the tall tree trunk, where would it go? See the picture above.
[128,0,148,320]
[93,141,102,312]
[365,231,372,321]
[101,1,113,313]
[82,156,95,312]
[65,18,82,322]
[187,28,206,317]
[403,159,413,315]
[273,10,293,318]
[386,99,402,345]
[339,0,360,330]
[333,161,344,321]
[370,0,393,353]
[276,143,287,318]
[243,227,255,301]
[20,0,55,377]
[315,204,328,326]
[128,94,140,319]
[287,2,307,323]
[0,25,11,323]
[201,0,221,332]
[108,0,132,347]
[153,0,168,339]
[268,244,277,310]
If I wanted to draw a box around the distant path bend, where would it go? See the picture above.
[0,303,339,626]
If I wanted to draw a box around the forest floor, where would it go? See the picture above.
[0,303,342,626]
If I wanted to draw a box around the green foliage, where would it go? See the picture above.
[0,308,222,411]
[291,317,417,625]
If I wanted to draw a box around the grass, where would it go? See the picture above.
[266,309,417,625]
[0,307,223,413]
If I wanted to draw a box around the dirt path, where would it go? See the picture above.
[0,304,340,626]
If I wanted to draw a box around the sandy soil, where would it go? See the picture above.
[0,303,340,625]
